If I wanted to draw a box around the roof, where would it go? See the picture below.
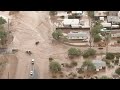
[68,31,88,37]
[57,11,68,16]
[94,11,107,16]
[108,11,119,16]
[101,22,111,27]
[92,60,106,69]
[63,19,79,25]
[107,16,120,23]
[72,11,82,14]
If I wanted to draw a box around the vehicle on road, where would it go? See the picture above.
[30,71,33,76]
[31,59,34,64]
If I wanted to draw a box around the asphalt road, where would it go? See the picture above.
[29,63,40,79]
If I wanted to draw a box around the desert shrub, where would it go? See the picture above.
[65,63,73,68]
[100,76,111,79]
[117,40,120,43]
[52,74,57,78]
[106,53,115,60]
[77,68,84,74]
[70,61,77,67]
[49,57,53,62]
[115,68,120,75]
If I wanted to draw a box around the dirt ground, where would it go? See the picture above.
[1,54,18,79]
[0,55,8,78]
[6,11,72,79]
[0,11,119,79]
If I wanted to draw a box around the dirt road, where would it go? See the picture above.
[6,11,53,79]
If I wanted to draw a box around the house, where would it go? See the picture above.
[94,11,108,20]
[67,31,88,40]
[94,11,108,17]
[111,33,120,38]
[63,19,80,28]
[92,60,106,71]
[108,11,119,16]
[71,11,83,16]
[101,22,119,29]
[101,22,111,28]
[107,16,120,24]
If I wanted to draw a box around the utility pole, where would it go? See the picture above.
[8,72,9,79]
[89,17,92,48]
[8,18,9,31]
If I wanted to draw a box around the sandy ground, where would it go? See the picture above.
[1,11,120,79]
[1,54,18,79]
[6,11,70,79]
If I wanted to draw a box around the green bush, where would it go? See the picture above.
[82,60,96,72]
[106,53,115,60]
[68,48,81,57]
[100,76,111,79]
[83,48,96,58]
[0,17,7,25]
[117,40,120,43]
[49,61,61,73]
[115,68,120,75]
[93,34,102,42]
[52,30,63,40]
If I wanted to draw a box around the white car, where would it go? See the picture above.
[30,71,33,75]
[31,59,34,64]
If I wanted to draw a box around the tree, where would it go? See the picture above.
[52,30,63,40]
[0,17,7,25]
[68,48,81,57]
[49,61,61,73]
[0,31,7,45]
[83,48,96,58]
[91,24,103,37]
[93,34,102,42]
[106,53,115,60]
[82,60,96,72]
[115,68,120,75]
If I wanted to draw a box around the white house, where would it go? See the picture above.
[92,60,106,71]
[111,33,120,38]
[63,19,80,27]
[67,31,88,40]
[101,22,111,28]
[71,11,83,16]
[94,11,108,17]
